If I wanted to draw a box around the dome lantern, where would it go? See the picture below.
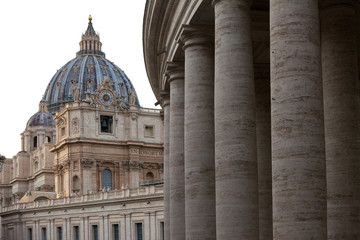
[77,16,104,57]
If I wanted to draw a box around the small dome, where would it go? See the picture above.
[41,17,140,114]
[27,111,55,127]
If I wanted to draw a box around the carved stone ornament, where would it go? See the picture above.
[72,117,80,134]
[56,116,67,127]
[81,159,94,168]
[131,112,138,121]
[83,76,129,111]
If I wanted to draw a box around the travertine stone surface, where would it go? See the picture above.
[255,65,272,240]
[169,66,185,240]
[180,25,216,240]
[321,2,360,239]
[270,0,327,239]
[161,93,171,240]
[213,0,258,239]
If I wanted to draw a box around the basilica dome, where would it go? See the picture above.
[42,16,140,114]
[27,111,55,127]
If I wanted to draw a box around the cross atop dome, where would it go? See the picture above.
[77,16,105,57]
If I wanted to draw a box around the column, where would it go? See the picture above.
[150,212,156,240]
[84,217,88,240]
[255,64,272,240]
[167,62,185,240]
[270,0,327,239]
[25,133,31,152]
[120,214,126,240]
[213,0,258,239]
[179,25,216,239]
[160,92,170,240]
[320,1,360,239]
[104,215,109,240]
[100,216,104,239]
[126,214,131,240]
[144,212,150,239]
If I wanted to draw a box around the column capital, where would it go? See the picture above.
[177,25,214,51]
[159,91,170,108]
[164,62,184,83]
[212,0,252,8]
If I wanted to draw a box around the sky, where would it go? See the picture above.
[0,0,159,158]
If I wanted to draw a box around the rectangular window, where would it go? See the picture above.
[57,227,62,240]
[144,125,154,137]
[41,227,47,240]
[100,115,113,133]
[112,224,119,240]
[61,127,65,136]
[160,222,164,240]
[135,223,143,240]
[92,225,98,240]
[73,226,80,240]
[28,228,33,240]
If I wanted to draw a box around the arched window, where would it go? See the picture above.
[33,136,38,148]
[146,172,154,180]
[73,176,79,190]
[102,169,112,189]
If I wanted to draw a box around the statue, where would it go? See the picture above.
[73,84,81,101]
[128,87,136,106]
[115,96,129,111]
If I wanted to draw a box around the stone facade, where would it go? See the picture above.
[143,1,360,240]
[0,17,165,240]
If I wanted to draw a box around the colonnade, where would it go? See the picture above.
[160,0,360,239]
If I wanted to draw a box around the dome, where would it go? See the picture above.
[27,111,55,127]
[42,17,140,114]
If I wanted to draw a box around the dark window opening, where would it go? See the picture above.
[28,228,33,240]
[41,228,47,240]
[57,227,62,240]
[34,136,38,148]
[46,136,51,143]
[113,224,119,240]
[73,226,79,240]
[100,115,113,133]
[92,225,98,240]
[136,223,143,240]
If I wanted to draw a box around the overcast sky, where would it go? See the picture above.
[0,0,158,158]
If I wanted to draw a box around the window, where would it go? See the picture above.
[135,223,143,240]
[144,125,154,137]
[102,169,112,189]
[160,222,164,240]
[92,225,98,240]
[146,172,154,180]
[57,227,62,240]
[34,136,38,148]
[41,227,47,240]
[28,228,33,240]
[112,224,119,240]
[46,136,51,143]
[73,226,80,240]
[61,127,65,136]
[100,115,113,133]
[73,176,79,190]
[34,161,39,170]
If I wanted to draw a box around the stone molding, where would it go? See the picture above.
[177,25,214,51]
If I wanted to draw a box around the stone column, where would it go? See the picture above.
[212,0,258,239]
[270,0,327,239]
[255,64,272,240]
[179,25,216,239]
[150,212,156,240]
[167,62,185,240]
[25,133,31,152]
[160,92,170,240]
[320,1,360,239]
